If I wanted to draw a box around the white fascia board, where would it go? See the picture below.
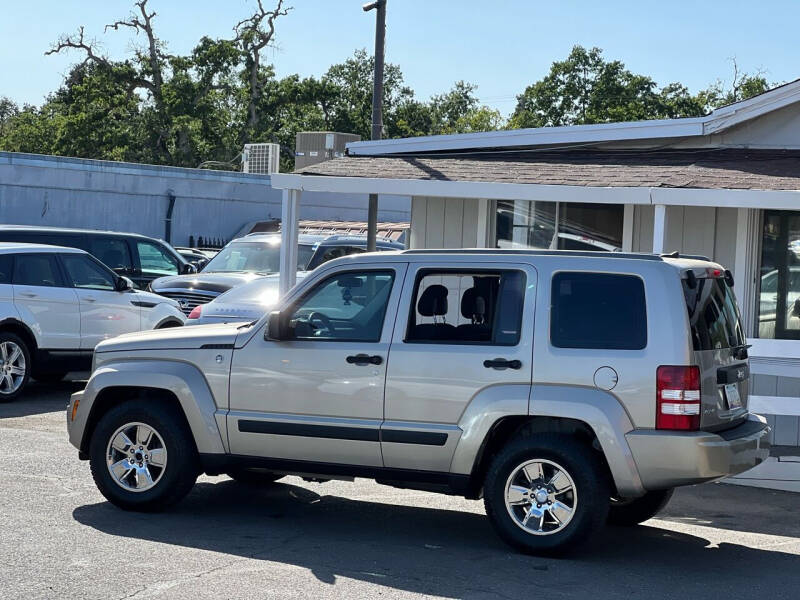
[270,173,651,205]
[345,118,708,156]
[273,173,800,209]
[650,187,800,210]
[705,83,800,134]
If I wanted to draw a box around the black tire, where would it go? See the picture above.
[34,371,68,384]
[156,320,183,329]
[0,332,32,403]
[483,432,610,556]
[226,468,284,485]
[608,489,674,526]
[89,398,199,511]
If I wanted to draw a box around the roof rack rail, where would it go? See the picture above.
[660,251,711,261]
[401,249,664,261]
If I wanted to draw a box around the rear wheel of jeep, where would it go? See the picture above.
[89,399,199,511]
[608,489,674,526]
[483,433,610,556]
[226,468,284,486]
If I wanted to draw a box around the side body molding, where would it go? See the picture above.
[529,384,645,497]
[70,360,227,455]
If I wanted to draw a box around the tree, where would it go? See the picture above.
[699,59,770,109]
[510,45,707,128]
[234,0,292,143]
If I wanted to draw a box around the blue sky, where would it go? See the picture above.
[2,0,798,115]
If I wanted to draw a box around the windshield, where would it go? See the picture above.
[202,242,315,273]
[683,276,745,351]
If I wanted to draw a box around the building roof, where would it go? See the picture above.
[346,79,800,156]
[293,148,800,191]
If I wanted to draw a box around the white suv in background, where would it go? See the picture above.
[0,243,185,401]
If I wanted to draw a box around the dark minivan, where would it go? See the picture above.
[0,226,195,288]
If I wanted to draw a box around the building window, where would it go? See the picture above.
[757,210,800,339]
[495,201,624,252]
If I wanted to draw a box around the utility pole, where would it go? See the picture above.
[363,0,386,251]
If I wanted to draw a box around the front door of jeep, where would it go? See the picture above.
[227,263,407,466]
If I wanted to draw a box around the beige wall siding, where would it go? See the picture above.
[410,196,482,249]
[632,205,738,269]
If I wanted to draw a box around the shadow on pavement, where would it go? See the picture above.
[73,478,800,598]
[0,379,86,419]
[658,482,800,539]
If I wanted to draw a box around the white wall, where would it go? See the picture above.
[410,196,484,249]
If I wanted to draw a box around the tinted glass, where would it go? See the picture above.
[551,272,647,350]
[204,241,280,273]
[88,237,131,270]
[61,254,116,291]
[406,270,526,345]
[0,255,12,284]
[757,211,800,339]
[288,271,394,342]
[12,254,62,287]
[496,201,623,251]
[136,241,178,276]
[683,276,745,351]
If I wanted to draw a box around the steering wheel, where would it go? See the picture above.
[308,311,336,335]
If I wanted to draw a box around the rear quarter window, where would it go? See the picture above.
[551,272,647,350]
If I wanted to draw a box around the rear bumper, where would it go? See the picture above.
[625,414,771,491]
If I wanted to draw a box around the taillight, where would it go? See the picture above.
[187,305,202,319]
[656,365,701,430]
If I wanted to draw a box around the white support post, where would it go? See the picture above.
[279,188,301,296]
[652,203,667,255]
[475,198,490,248]
[622,204,634,252]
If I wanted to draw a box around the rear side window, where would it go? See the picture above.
[0,255,12,284]
[683,276,744,351]
[12,254,63,287]
[551,272,647,350]
[88,237,132,271]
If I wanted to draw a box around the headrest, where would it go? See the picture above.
[460,287,487,322]
[418,284,449,317]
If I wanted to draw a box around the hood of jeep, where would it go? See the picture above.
[95,322,244,353]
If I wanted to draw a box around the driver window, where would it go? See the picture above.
[287,270,395,342]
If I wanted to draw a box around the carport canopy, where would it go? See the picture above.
[271,148,800,294]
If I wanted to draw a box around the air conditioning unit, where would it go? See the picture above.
[242,143,280,174]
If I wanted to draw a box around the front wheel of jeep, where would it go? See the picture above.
[483,433,610,556]
[89,399,199,511]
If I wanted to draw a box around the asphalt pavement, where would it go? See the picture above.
[2,381,799,600]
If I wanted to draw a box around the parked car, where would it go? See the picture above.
[185,273,309,325]
[174,247,211,270]
[0,243,185,401]
[150,233,404,316]
[67,249,769,555]
[0,226,196,289]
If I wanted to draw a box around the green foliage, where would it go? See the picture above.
[0,9,778,174]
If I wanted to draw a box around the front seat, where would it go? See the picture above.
[409,284,456,341]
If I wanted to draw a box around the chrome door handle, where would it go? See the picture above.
[84,297,96,302]
[19,292,37,298]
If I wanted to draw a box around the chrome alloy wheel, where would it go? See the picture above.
[106,422,168,493]
[0,341,26,395]
[504,459,578,536]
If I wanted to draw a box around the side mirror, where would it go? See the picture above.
[182,263,197,275]
[115,276,134,292]
[265,310,288,341]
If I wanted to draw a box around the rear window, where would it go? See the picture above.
[551,272,647,350]
[683,276,745,351]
